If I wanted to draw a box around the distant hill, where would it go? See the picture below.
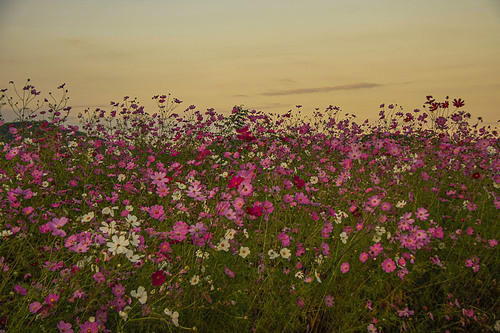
[0,120,87,144]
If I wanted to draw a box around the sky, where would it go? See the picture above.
[1,0,499,128]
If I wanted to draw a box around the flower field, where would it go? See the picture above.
[0,81,499,332]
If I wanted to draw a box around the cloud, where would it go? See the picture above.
[262,82,381,96]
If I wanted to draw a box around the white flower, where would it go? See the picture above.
[164,308,179,327]
[216,239,230,252]
[125,205,134,212]
[81,212,95,223]
[372,235,381,243]
[100,221,117,235]
[130,286,147,304]
[172,191,182,201]
[487,146,497,155]
[102,206,118,217]
[239,246,250,258]
[224,229,236,240]
[268,249,279,260]
[375,226,386,236]
[117,174,126,182]
[314,270,322,283]
[280,247,291,259]
[107,235,130,255]
[190,275,200,285]
[129,233,140,247]
[119,306,131,321]
[340,232,348,244]
[126,214,140,227]
[125,249,142,263]
[310,176,318,184]
[295,271,304,279]
[396,200,407,208]
[494,319,500,331]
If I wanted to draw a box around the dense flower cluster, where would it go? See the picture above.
[0,82,498,332]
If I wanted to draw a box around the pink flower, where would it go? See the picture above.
[359,252,369,263]
[57,321,73,333]
[149,205,165,220]
[340,262,350,274]
[262,200,274,214]
[415,207,429,221]
[224,266,235,278]
[189,222,207,238]
[367,195,381,208]
[158,241,172,253]
[170,221,189,242]
[321,242,330,256]
[151,171,168,187]
[297,297,305,308]
[324,295,335,307]
[382,258,396,273]
[22,206,34,215]
[48,217,68,237]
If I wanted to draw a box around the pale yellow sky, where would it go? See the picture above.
[1,0,499,128]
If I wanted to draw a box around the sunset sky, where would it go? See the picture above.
[1,0,499,128]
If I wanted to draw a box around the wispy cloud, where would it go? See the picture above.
[262,82,381,96]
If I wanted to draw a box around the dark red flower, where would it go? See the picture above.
[472,172,480,179]
[293,175,305,189]
[152,270,167,286]
[228,176,244,189]
[245,203,263,217]
[453,98,465,108]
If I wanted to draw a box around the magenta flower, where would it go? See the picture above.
[112,284,125,297]
[297,297,305,308]
[224,266,235,278]
[45,293,60,306]
[29,301,42,314]
[14,285,27,295]
[359,252,369,263]
[340,262,350,274]
[79,321,99,333]
[382,259,396,273]
[93,272,105,284]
